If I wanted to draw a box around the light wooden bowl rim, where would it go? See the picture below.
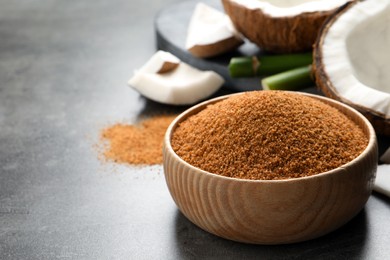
[164,91,377,183]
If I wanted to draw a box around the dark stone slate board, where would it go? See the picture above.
[155,0,263,92]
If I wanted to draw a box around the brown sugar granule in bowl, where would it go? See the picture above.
[101,115,176,165]
[171,91,368,180]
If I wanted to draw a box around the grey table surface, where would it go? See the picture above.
[1,0,390,259]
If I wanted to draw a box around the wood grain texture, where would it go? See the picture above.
[163,92,377,244]
[221,0,341,53]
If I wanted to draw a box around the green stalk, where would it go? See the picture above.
[259,53,312,75]
[228,56,257,77]
[229,52,312,78]
[261,65,313,91]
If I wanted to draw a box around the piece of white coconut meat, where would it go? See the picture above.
[380,146,390,164]
[186,2,243,58]
[229,0,351,17]
[321,0,390,117]
[374,164,390,198]
[128,51,224,105]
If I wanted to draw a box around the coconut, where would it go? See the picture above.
[186,2,244,58]
[128,51,224,105]
[222,0,353,53]
[380,147,390,164]
[314,0,390,136]
[374,164,390,198]
[139,50,180,74]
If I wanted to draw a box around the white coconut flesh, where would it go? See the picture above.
[321,0,390,118]
[229,0,351,17]
[380,147,390,163]
[128,51,224,105]
[374,164,390,198]
[186,2,242,50]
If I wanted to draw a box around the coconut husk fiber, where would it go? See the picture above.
[221,0,338,53]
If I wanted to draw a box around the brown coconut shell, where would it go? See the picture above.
[188,36,244,58]
[157,61,179,74]
[313,1,390,136]
[222,0,345,53]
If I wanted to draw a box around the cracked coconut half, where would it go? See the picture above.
[222,0,353,53]
[314,0,390,136]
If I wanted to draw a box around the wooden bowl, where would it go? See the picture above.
[163,92,377,244]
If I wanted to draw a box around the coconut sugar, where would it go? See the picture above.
[101,115,176,165]
[171,91,368,180]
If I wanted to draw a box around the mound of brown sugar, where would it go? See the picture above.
[101,115,176,165]
[171,91,368,180]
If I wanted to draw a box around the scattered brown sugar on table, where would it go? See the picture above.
[171,91,368,180]
[101,115,177,165]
